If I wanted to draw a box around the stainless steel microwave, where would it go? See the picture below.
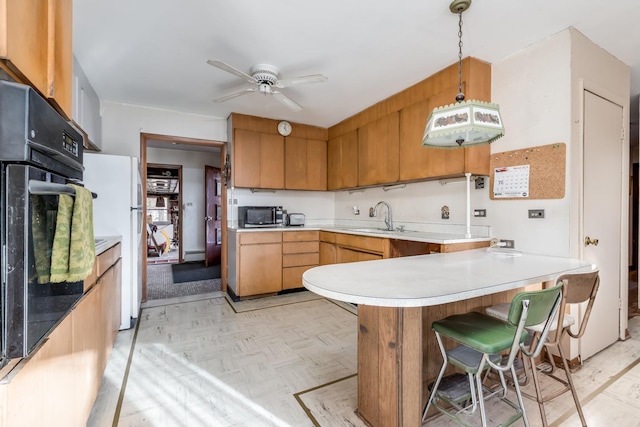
[238,206,283,228]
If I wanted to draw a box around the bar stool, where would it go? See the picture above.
[423,285,563,427]
[485,270,600,427]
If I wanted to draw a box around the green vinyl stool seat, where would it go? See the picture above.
[423,286,564,427]
[433,312,530,355]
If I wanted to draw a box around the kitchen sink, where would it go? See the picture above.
[348,228,395,234]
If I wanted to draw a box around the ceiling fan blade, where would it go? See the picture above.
[207,59,256,84]
[213,86,256,103]
[272,90,303,111]
[276,74,328,88]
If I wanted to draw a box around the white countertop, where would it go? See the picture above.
[302,248,593,307]
[94,235,122,255]
[229,225,491,244]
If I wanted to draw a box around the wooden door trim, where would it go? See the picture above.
[140,133,228,303]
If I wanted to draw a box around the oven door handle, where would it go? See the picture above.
[28,180,98,199]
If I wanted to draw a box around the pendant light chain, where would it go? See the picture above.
[456,10,465,102]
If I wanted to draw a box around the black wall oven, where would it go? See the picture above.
[0,81,85,367]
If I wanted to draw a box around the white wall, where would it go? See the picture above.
[333,179,490,236]
[100,101,227,157]
[227,188,336,227]
[147,147,221,260]
[489,30,573,256]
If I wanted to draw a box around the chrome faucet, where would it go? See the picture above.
[371,201,393,231]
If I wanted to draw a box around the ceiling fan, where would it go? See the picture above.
[207,59,328,111]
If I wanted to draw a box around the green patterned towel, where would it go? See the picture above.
[49,184,95,283]
[32,195,56,284]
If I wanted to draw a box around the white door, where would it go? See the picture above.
[581,90,625,359]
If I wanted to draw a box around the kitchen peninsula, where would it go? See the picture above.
[303,248,593,427]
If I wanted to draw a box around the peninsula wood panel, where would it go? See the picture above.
[327,129,358,190]
[358,112,400,186]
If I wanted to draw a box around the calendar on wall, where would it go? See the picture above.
[493,165,530,198]
[489,143,566,200]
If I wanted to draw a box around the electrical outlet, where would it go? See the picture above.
[528,209,545,219]
[473,209,487,217]
[500,239,515,249]
[475,176,485,190]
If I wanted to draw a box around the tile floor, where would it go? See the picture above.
[88,291,640,427]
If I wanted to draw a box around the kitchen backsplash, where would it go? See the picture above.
[228,178,491,236]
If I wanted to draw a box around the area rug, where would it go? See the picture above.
[171,261,221,284]
[147,264,221,300]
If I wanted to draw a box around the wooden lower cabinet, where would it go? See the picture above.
[282,231,319,290]
[232,230,321,296]
[0,243,122,427]
[321,232,390,264]
[238,232,283,296]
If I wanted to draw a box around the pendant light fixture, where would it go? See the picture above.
[422,0,504,148]
[156,196,166,208]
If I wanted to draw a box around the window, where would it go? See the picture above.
[147,196,169,223]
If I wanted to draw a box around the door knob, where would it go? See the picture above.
[584,236,599,246]
[204,216,213,221]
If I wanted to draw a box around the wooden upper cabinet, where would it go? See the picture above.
[399,100,430,181]
[230,113,326,190]
[358,112,399,186]
[260,133,285,189]
[0,0,73,119]
[47,0,73,118]
[233,129,284,189]
[426,85,466,177]
[233,129,261,188]
[285,137,327,190]
[329,57,492,187]
[0,0,49,95]
[327,129,358,190]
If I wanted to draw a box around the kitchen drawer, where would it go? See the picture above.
[239,231,282,245]
[283,230,319,242]
[96,243,121,277]
[283,241,319,254]
[319,231,336,243]
[334,233,388,254]
[282,252,319,268]
[83,260,98,292]
[282,265,314,290]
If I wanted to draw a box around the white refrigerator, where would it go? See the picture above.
[83,153,142,330]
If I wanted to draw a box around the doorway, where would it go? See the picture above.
[140,133,227,302]
[146,163,181,264]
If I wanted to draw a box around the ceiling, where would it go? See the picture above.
[73,0,640,130]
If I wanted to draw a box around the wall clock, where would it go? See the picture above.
[277,120,292,136]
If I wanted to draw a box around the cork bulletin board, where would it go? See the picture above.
[489,143,566,200]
